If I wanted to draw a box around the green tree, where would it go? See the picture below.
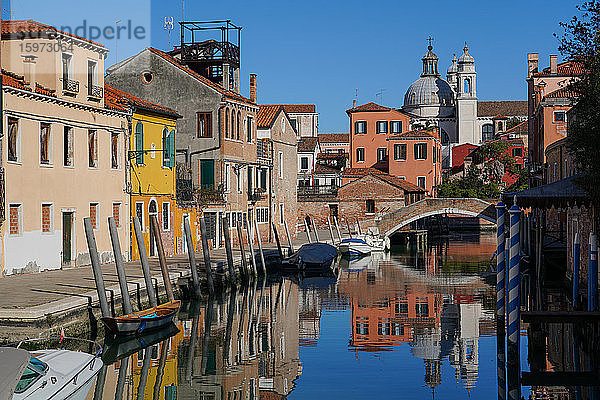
[558,1,600,203]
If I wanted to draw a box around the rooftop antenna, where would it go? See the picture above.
[376,88,386,104]
[164,16,174,50]
[182,0,185,21]
[427,35,434,49]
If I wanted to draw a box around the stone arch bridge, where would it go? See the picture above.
[376,198,497,238]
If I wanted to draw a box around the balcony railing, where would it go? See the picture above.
[248,188,267,202]
[88,84,103,99]
[197,184,226,205]
[298,185,338,197]
[63,79,80,94]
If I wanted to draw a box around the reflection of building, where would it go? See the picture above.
[298,286,322,347]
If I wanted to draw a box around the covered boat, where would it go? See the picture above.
[101,300,181,336]
[286,242,338,272]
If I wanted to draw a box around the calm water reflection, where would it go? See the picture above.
[85,233,598,399]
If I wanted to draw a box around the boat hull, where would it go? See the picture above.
[101,300,181,336]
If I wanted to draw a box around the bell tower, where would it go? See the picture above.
[456,43,478,144]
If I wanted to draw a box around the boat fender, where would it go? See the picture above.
[138,321,146,334]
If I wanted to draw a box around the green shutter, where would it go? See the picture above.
[200,159,214,188]
[170,129,176,167]
[135,123,144,165]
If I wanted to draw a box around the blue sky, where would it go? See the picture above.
[4,0,581,132]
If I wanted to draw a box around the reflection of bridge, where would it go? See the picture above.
[376,198,497,238]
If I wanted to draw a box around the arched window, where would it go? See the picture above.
[135,122,144,165]
[231,109,235,139]
[441,129,450,145]
[237,111,241,140]
[482,124,494,142]
[225,108,230,138]
[463,78,471,95]
[162,127,169,167]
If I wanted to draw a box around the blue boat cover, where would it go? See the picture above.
[341,238,368,245]
[296,243,338,265]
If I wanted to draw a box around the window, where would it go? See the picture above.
[135,202,144,230]
[135,122,144,164]
[63,126,73,167]
[237,111,241,140]
[391,120,402,134]
[395,301,408,315]
[14,357,47,394]
[356,147,365,162]
[463,78,471,95]
[300,157,309,170]
[199,159,214,189]
[112,203,121,228]
[225,108,229,138]
[394,143,407,160]
[87,60,97,95]
[482,124,494,142]
[355,121,367,134]
[197,112,212,138]
[224,163,231,192]
[236,166,244,193]
[162,128,176,168]
[258,168,267,190]
[356,317,369,335]
[9,204,22,235]
[90,203,98,230]
[247,116,253,142]
[289,118,297,131]
[554,111,566,123]
[279,203,285,224]
[7,117,19,162]
[497,121,504,132]
[41,203,52,233]
[61,53,72,83]
[414,143,427,160]
[111,132,119,169]
[162,202,170,231]
[376,121,388,134]
[256,207,269,223]
[40,123,51,165]
[279,151,284,179]
[88,130,97,168]
[417,176,426,189]
[416,301,429,317]
[377,147,387,162]
[433,146,437,163]
[512,148,523,157]
[366,199,375,214]
[378,319,391,335]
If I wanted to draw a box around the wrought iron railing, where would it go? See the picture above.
[63,79,80,93]
[197,184,226,205]
[88,84,103,98]
[248,188,267,202]
[298,185,338,197]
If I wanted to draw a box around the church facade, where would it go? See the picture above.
[402,44,527,166]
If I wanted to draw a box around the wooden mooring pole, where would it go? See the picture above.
[83,217,111,318]
[150,215,175,302]
[183,216,201,298]
[272,222,284,261]
[304,218,312,243]
[311,218,320,242]
[199,217,215,295]
[133,216,157,307]
[222,215,237,285]
[254,215,267,275]
[236,220,249,279]
[327,217,336,245]
[333,216,342,241]
[283,220,294,255]
[246,218,258,277]
[108,217,133,314]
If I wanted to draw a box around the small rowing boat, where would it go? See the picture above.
[101,300,181,336]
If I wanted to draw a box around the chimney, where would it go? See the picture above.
[222,63,231,91]
[22,55,37,90]
[550,55,558,74]
[249,73,257,103]
[233,67,240,93]
[527,53,539,78]
[352,99,356,108]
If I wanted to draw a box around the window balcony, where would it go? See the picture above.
[63,79,80,94]
[88,84,103,99]
[298,184,338,197]
[248,188,267,203]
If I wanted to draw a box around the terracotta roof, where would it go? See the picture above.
[477,101,528,117]
[281,104,316,113]
[2,69,56,97]
[387,129,437,139]
[532,60,585,77]
[257,104,283,129]
[376,174,424,192]
[318,133,349,144]
[2,20,104,48]
[147,47,256,106]
[297,137,319,153]
[104,84,181,117]
[543,86,577,100]
[346,102,391,113]
[342,167,386,177]
[504,120,528,135]
[35,83,56,97]
[314,163,340,175]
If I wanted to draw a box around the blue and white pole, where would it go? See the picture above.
[496,202,506,320]
[588,233,598,311]
[573,233,580,309]
[506,197,521,400]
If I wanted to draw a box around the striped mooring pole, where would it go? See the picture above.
[506,198,521,400]
[496,202,506,322]
[588,232,598,311]
[573,233,580,309]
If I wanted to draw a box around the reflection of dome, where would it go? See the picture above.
[404,76,455,107]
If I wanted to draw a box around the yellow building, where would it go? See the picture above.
[105,85,198,260]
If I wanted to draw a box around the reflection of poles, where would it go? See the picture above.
[573,233,580,309]
[201,295,214,376]
[254,216,267,275]
[496,321,506,400]
[495,202,506,325]
[237,286,249,361]
[223,288,237,366]
[136,347,153,400]
[186,307,199,382]
[506,199,521,400]
[152,339,169,400]
[114,356,129,400]
[588,233,598,311]
[222,215,237,285]
[92,364,107,400]
[133,216,158,307]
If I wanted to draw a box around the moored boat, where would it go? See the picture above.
[339,238,372,256]
[284,242,338,272]
[101,300,181,336]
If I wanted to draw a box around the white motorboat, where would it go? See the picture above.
[1,337,103,400]
[339,238,372,256]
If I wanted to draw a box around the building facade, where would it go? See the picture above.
[282,104,318,138]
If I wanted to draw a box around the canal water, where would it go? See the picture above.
[75,232,597,399]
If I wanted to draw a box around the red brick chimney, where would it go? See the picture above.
[249,74,257,103]
[550,55,558,74]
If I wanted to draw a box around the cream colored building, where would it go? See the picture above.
[1,20,129,275]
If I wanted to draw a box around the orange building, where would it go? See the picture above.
[387,129,442,195]
[347,102,411,170]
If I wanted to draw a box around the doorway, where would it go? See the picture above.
[62,211,73,266]
[149,199,158,256]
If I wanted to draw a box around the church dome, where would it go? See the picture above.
[458,43,474,64]
[447,54,458,74]
[404,76,455,107]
